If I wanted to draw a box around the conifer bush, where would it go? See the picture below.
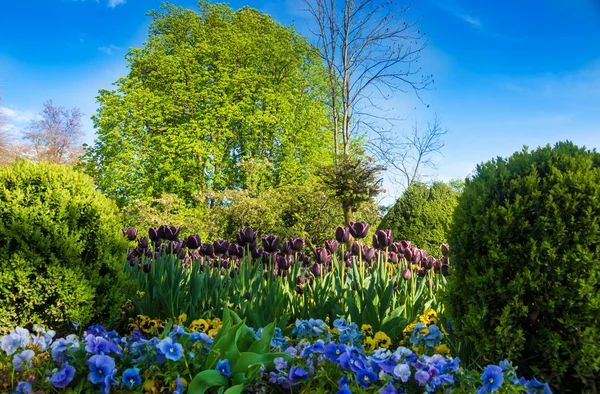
[0,160,129,333]
[444,142,600,392]
[378,182,458,256]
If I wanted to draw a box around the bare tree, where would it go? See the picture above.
[23,100,84,165]
[374,115,447,194]
[303,0,433,157]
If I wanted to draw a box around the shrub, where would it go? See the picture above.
[0,160,129,334]
[377,182,458,257]
[444,142,600,392]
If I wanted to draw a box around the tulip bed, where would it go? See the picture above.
[1,307,552,394]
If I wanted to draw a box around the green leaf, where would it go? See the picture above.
[188,370,228,394]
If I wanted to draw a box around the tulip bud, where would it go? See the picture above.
[262,235,280,253]
[399,240,411,254]
[263,271,269,281]
[228,243,243,258]
[236,227,257,246]
[280,241,293,256]
[314,247,330,263]
[417,267,427,277]
[295,284,304,295]
[348,221,369,239]
[309,262,322,276]
[302,256,311,267]
[164,225,180,241]
[122,227,138,241]
[128,258,135,267]
[440,243,450,257]
[351,282,357,291]
[361,245,376,262]
[393,281,398,292]
[325,240,339,254]
[201,243,215,257]
[230,269,236,278]
[149,227,159,242]
[388,251,398,264]
[137,236,149,249]
[373,229,392,250]
[289,237,305,252]
[142,263,151,273]
[213,239,230,255]
[441,264,449,277]
[186,234,201,250]
[402,269,412,280]
[245,291,252,300]
[351,241,361,256]
[335,226,351,243]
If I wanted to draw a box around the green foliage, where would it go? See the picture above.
[378,182,459,257]
[444,142,600,392]
[0,159,129,333]
[80,1,333,206]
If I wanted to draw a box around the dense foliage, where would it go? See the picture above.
[378,182,459,257]
[0,160,129,334]
[1,309,553,393]
[80,1,333,206]
[444,142,600,392]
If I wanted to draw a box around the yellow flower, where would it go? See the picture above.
[330,327,340,336]
[208,328,219,337]
[189,319,210,332]
[361,324,373,337]
[143,379,155,392]
[176,314,187,325]
[402,321,417,337]
[434,344,451,355]
[209,318,222,329]
[374,331,392,349]
[363,336,376,351]
[419,308,438,325]
[136,291,145,298]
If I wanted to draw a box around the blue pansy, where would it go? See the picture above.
[1,334,21,356]
[15,381,32,394]
[122,368,142,388]
[414,369,430,386]
[380,381,398,394]
[336,384,353,394]
[393,363,411,382]
[216,359,231,377]
[274,357,287,371]
[174,375,186,394]
[49,362,75,388]
[12,350,34,371]
[156,337,183,362]
[479,364,504,392]
[525,378,552,394]
[423,325,443,348]
[289,366,309,383]
[324,342,346,362]
[356,368,378,388]
[87,354,116,385]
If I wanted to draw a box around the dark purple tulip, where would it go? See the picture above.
[417,267,428,277]
[399,240,412,254]
[186,234,201,250]
[157,225,167,239]
[128,257,135,267]
[302,256,311,267]
[325,240,339,254]
[213,239,230,255]
[164,226,180,241]
[289,237,305,252]
[171,240,185,255]
[388,252,398,264]
[220,259,231,269]
[295,285,304,295]
[404,247,414,262]
[261,252,271,267]
[314,247,330,264]
[122,227,138,241]
[335,226,351,243]
[390,242,400,254]
[433,259,442,273]
[144,249,153,260]
[351,282,357,291]
[251,247,264,260]
[402,269,412,280]
[440,243,450,257]
[132,247,143,257]
[351,241,361,256]
[200,243,215,257]
[142,263,151,273]
[276,254,293,270]
[361,245,376,262]
[309,262,322,276]
[244,291,252,301]
[422,256,435,270]
[296,275,306,285]
[412,248,423,265]
[348,221,369,239]
[263,271,269,281]
[228,243,243,258]
[149,227,159,242]
[373,230,393,250]
[393,281,398,292]
[280,241,293,256]
[441,264,449,276]
[177,248,187,260]
[262,235,280,253]
[230,270,236,279]
[425,280,434,289]
[138,236,149,250]
[236,227,256,246]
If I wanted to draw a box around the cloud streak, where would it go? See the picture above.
[435,0,482,29]
[98,44,121,55]
[108,0,126,8]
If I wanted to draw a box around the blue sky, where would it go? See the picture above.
[1,0,599,198]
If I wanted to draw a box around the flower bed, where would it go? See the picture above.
[1,308,552,393]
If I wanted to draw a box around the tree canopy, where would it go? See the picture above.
[81,2,333,206]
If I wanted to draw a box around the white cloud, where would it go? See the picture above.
[0,106,36,124]
[98,44,121,55]
[108,0,126,8]
[436,0,482,29]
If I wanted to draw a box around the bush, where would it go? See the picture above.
[0,160,129,334]
[377,182,458,257]
[444,142,600,392]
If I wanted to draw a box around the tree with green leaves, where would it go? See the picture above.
[80,2,333,206]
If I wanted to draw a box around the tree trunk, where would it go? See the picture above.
[343,204,353,225]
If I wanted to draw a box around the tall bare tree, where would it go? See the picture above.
[24,100,84,165]
[304,0,433,157]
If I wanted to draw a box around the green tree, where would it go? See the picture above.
[377,182,459,256]
[81,2,333,206]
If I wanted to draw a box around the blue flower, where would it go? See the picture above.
[122,368,142,388]
[324,342,346,362]
[392,346,417,363]
[271,328,289,349]
[441,357,460,374]
[479,364,504,392]
[84,334,119,355]
[274,357,287,371]
[50,336,80,363]
[525,378,552,394]
[15,381,32,394]
[303,339,325,355]
[289,366,309,383]
[11,328,31,348]
[336,384,353,394]
[1,334,20,356]
[49,362,75,388]
[356,368,378,388]
[31,336,48,352]
[216,359,231,377]
[430,373,455,392]
[174,374,186,394]
[423,325,443,348]
[87,354,115,385]
[100,369,117,394]
[380,381,398,394]
[337,374,350,387]
[285,346,298,357]
[84,324,106,337]
[393,363,411,382]
[414,369,430,386]
[156,337,183,362]
[12,350,34,371]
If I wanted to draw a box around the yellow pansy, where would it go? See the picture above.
[143,379,155,392]
[363,336,376,351]
[434,344,451,355]
[361,324,374,337]
[330,327,340,336]
[176,314,187,325]
[208,328,219,337]
[209,318,222,329]
[189,319,210,332]
[373,331,392,349]
[136,291,145,298]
